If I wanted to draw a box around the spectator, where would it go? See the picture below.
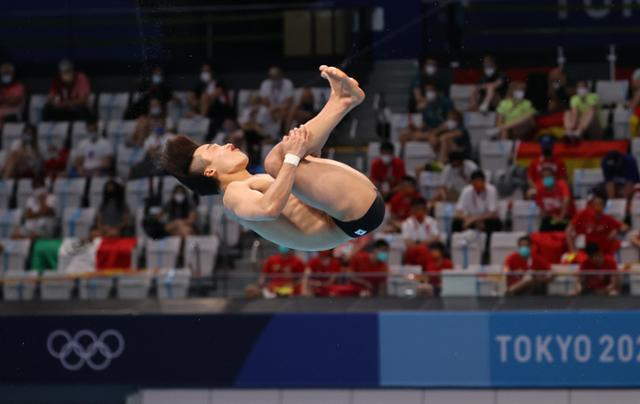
[629,68,640,137]
[126,66,173,119]
[302,250,342,297]
[12,178,57,239]
[259,66,294,136]
[388,176,421,225]
[400,83,453,142]
[162,184,197,237]
[494,81,536,140]
[535,166,574,232]
[401,198,440,247]
[575,242,619,296]
[431,109,471,163]
[258,246,306,297]
[564,80,602,140]
[410,57,450,112]
[437,151,478,202]
[416,240,453,297]
[601,151,640,199]
[2,124,43,179]
[349,239,389,296]
[72,118,113,177]
[186,63,233,133]
[470,55,508,112]
[566,190,626,256]
[42,59,92,122]
[369,141,406,197]
[453,170,501,233]
[0,62,26,124]
[128,97,167,148]
[504,236,552,296]
[92,179,131,237]
[547,67,570,113]
[238,92,272,137]
[526,135,568,191]
[285,87,317,131]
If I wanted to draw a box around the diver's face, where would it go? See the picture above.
[193,143,249,178]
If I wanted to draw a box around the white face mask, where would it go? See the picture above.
[150,106,162,117]
[425,90,437,102]
[577,87,588,97]
[174,193,186,203]
[484,67,495,77]
[380,154,392,164]
[445,119,457,130]
[151,74,163,85]
[1,74,11,84]
[513,89,525,100]
[425,65,436,76]
[200,71,211,83]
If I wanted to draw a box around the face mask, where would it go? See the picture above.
[425,65,436,76]
[151,74,163,85]
[200,71,211,83]
[278,246,290,254]
[173,193,186,203]
[375,251,389,263]
[445,119,457,130]
[425,90,436,102]
[380,154,392,164]
[1,74,11,84]
[543,176,555,188]
[484,67,495,77]
[577,87,588,97]
[150,106,162,117]
[513,90,525,100]
[519,246,531,259]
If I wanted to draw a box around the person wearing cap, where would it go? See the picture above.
[0,62,26,125]
[563,80,602,140]
[526,135,567,192]
[42,59,92,121]
[601,151,639,199]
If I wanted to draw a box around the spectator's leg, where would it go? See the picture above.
[563,109,576,135]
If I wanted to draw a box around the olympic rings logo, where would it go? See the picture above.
[46,329,125,371]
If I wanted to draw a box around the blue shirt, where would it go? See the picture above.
[601,153,640,183]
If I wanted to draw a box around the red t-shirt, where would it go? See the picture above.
[262,254,305,287]
[307,256,341,280]
[350,251,388,290]
[571,208,622,255]
[389,190,421,220]
[370,157,406,190]
[425,257,453,288]
[580,256,617,291]
[49,72,91,102]
[527,156,568,184]
[535,179,574,217]
[0,81,26,110]
[504,252,551,287]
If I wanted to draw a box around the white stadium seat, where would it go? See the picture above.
[387,265,422,297]
[16,178,38,208]
[434,202,455,237]
[53,177,87,211]
[235,89,254,113]
[548,264,579,296]
[0,179,15,210]
[0,238,31,272]
[511,200,540,233]
[595,80,629,105]
[37,121,70,157]
[404,141,436,175]
[167,91,189,124]
[161,175,183,204]
[146,236,182,269]
[98,92,130,121]
[88,176,111,208]
[71,120,106,147]
[155,268,191,299]
[116,270,153,299]
[62,207,96,239]
[449,84,474,111]
[572,168,603,198]
[40,271,75,300]
[0,209,22,238]
[469,264,506,296]
[418,171,443,200]
[451,231,486,269]
[116,144,145,179]
[211,204,241,247]
[1,122,25,149]
[479,140,514,173]
[2,270,37,301]
[28,94,48,125]
[177,117,210,143]
[126,177,157,211]
[632,138,640,165]
[184,235,220,278]
[464,111,497,150]
[603,198,627,222]
[390,113,422,143]
[489,231,527,266]
[79,276,114,300]
[613,107,631,139]
[106,119,137,149]
[631,199,640,230]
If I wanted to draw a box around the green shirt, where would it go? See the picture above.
[496,99,536,124]
[570,93,599,114]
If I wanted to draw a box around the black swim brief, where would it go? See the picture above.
[331,192,385,238]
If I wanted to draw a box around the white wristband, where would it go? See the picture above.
[284,153,301,167]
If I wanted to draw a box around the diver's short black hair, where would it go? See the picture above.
[162,135,219,195]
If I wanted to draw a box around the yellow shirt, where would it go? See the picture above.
[496,99,536,124]
[570,93,599,114]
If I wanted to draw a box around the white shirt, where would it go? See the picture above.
[238,105,272,129]
[401,215,440,242]
[456,183,498,216]
[76,137,113,171]
[442,160,478,193]
[259,78,294,107]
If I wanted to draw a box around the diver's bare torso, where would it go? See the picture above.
[224,174,352,251]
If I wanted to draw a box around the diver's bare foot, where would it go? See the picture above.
[319,65,365,109]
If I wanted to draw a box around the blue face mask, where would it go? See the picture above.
[542,176,555,188]
[519,246,531,259]
[277,246,290,254]
[376,251,389,263]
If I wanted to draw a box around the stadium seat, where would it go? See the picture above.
[0,209,22,238]
[40,271,75,300]
[235,89,254,113]
[98,92,130,121]
[167,91,189,124]
[387,264,422,297]
[0,238,31,272]
[449,84,474,111]
[603,198,627,221]
[88,176,111,207]
[184,235,220,278]
[62,207,96,239]
[79,276,113,300]
[451,231,486,269]
[106,119,137,149]
[595,80,629,105]
[631,200,640,230]
[469,264,506,296]
[404,141,436,175]
[511,200,540,233]
[464,111,497,150]
[116,270,153,299]
[441,269,477,297]
[161,175,182,204]
[496,199,510,224]
[2,270,37,301]
[16,178,38,208]
[418,171,443,200]
[390,113,422,142]
[489,231,527,266]
[632,138,640,165]
[210,204,241,247]
[0,179,15,210]
[434,202,455,237]
[310,87,331,110]
[37,121,70,155]
[548,264,579,296]
[53,177,87,211]
[177,117,210,143]
[116,144,145,179]
[126,177,157,212]
[146,236,181,269]
[71,120,105,147]
[572,168,604,198]
[155,268,191,299]
[479,140,514,173]
[612,107,631,139]
[28,94,48,125]
[616,238,639,267]
[1,122,25,149]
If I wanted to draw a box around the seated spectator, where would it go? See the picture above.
[416,240,453,297]
[92,179,131,237]
[437,151,478,202]
[526,135,567,192]
[400,83,453,142]
[575,242,619,296]
[349,239,390,296]
[410,57,450,112]
[128,97,167,148]
[259,66,294,136]
[535,166,574,232]
[257,246,305,297]
[2,124,43,179]
[162,185,197,237]
[238,92,272,137]
[72,118,113,177]
[566,190,626,256]
[431,109,471,163]
[0,62,26,124]
[629,68,640,137]
[43,136,71,178]
[126,66,173,119]
[42,59,91,122]
[12,178,57,239]
[388,176,421,228]
[302,250,342,297]
[564,80,602,140]
[470,55,508,112]
[504,235,552,296]
[547,67,571,113]
[402,198,440,247]
[286,87,317,131]
[494,81,536,140]
[186,63,233,133]
[369,141,406,197]
[601,151,639,199]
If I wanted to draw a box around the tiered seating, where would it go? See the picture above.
[97,92,130,121]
